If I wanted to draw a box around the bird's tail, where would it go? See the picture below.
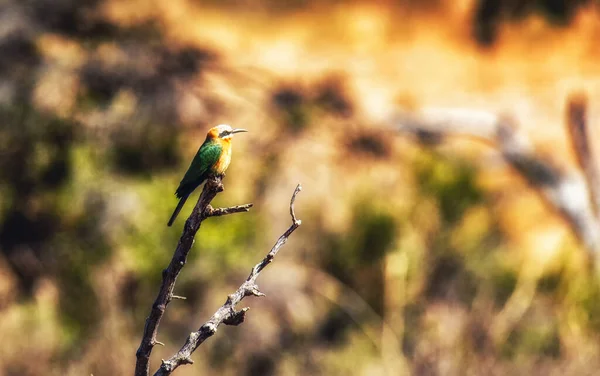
[167,194,189,227]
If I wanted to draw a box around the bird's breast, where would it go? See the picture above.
[213,142,232,174]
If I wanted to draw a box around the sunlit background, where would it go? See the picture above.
[1,0,600,375]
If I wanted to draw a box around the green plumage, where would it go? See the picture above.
[167,141,223,226]
[175,142,223,198]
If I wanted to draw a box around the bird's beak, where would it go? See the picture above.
[231,128,248,134]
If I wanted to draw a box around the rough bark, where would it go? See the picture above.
[135,175,253,376]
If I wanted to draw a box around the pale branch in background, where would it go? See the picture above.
[155,184,303,376]
[394,99,600,351]
[393,103,600,255]
[135,175,253,376]
[566,93,600,219]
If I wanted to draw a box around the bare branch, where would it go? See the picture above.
[566,93,600,218]
[154,184,302,376]
[394,108,600,255]
[135,176,253,376]
[206,203,254,217]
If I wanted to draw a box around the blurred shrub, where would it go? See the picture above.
[313,76,353,118]
[272,86,310,134]
[109,121,180,176]
[345,130,391,159]
[414,151,484,224]
[271,75,354,134]
[318,201,397,315]
[473,0,592,46]
[0,105,76,288]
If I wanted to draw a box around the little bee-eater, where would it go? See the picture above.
[167,124,248,226]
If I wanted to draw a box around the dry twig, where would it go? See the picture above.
[135,176,253,376]
[154,184,302,376]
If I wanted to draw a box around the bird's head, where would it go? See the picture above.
[207,124,248,141]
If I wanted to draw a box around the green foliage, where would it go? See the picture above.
[56,247,103,342]
[537,268,564,295]
[0,102,117,345]
[0,104,76,196]
[0,104,79,294]
[410,151,504,302]
[317,200,397,317]
[568,275,600,333]
[109,122,181,177]
[491,266,519,307]
[502,312,561,359]
[320,201,397,278]
[414,151,484,224]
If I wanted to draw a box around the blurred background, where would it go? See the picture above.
[1,0,600,375]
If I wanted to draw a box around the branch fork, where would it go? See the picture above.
[136,178,302,376]
[154,184,302,376]
[135,175,254,376]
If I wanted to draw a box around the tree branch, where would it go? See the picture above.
[154,184,303,376]
[135,175,253,376]
[394,107,600,255]
[206,204,254,217]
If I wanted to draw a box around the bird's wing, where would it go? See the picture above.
[175,142,223,198]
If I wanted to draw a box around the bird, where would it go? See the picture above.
[167,124,248,226]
